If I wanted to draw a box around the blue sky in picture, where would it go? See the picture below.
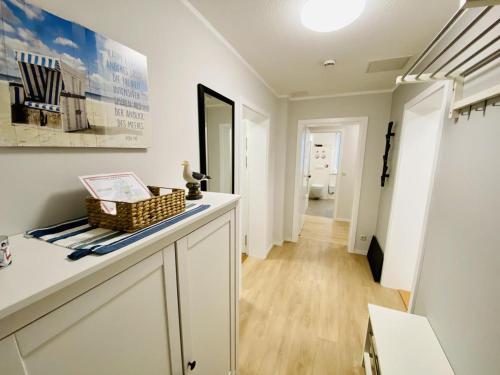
[0,0,149,99]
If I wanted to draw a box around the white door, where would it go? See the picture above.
[334,126,360,221]
[382,85,447,291]
[241,110,270,259]
[177,212,235,374]
[241,123,249,254]
[246,119,269,258]
[15,252,173,375]
[299,128,312,231]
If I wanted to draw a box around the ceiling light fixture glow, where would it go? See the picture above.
[301,0,366,32]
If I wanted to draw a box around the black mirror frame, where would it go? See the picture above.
[197,84,235,193]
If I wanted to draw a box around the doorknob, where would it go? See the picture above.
[187,361,197,371]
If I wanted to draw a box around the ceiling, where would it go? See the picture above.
[188,0,461,98]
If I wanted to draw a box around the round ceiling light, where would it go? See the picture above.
[301,0,366,32]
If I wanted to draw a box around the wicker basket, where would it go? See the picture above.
[86,186,186,232]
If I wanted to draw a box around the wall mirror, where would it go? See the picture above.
[197,84,235,193]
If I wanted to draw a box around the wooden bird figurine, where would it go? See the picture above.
[182,160,211,183]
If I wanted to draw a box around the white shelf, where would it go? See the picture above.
[452,83,500,112]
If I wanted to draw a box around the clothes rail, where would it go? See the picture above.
[396,0,500,119]
[415,6,492,80]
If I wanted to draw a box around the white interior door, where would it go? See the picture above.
[241,122,249,254]
[334,127,361,222]
[245,117,270,259]
[299,128,312,230]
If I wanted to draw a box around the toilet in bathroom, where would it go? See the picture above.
[309,184,324,199]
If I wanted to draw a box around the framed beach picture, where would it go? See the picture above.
[0,0,150,148]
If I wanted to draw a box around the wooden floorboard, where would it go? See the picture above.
[398,290,411,311]
[239,215,404,375]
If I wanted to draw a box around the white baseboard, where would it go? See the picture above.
[274,240,284,247]
[251,243,275,260]
[350,248,368,255]
[266,243,274,256]
[334,217,351,222]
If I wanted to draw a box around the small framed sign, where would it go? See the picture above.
[79,172,153,214]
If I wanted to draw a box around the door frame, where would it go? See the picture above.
[407,82,450,312]
[292,117,368,253]
[380,81,450,311]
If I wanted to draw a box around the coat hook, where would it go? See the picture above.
[467,105,472,120]
[474,100,487,116]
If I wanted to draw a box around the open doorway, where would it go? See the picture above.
[240,105,270,260]
[306,131,341,218]
[381,82,449,310]
[292,117,368,252]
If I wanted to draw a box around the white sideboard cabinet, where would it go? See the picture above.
[0,193,239,375]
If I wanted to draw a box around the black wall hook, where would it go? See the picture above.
[381,121,395,187]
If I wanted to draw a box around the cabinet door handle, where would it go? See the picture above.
[187,360,197,371]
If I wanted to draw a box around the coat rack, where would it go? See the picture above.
[381,121,395,187]
[396,0,500,119]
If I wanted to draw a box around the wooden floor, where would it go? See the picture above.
[239,215,404,375]
[305,198,335,218]
[398,290,411,311]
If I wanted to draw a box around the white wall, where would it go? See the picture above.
[372,13,500,368]
[375,65,500,375]
[381,87,444,291]
[412,100,500,375]
[336,125,359,221]
[284,93,392,252]
[0,0,286,240]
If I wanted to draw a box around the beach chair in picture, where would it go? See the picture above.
[59,60,89,132]
[9,82,26,123]
[14,50,89,132]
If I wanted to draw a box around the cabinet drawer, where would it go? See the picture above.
[16,252,173,375]
[0,335,25,375]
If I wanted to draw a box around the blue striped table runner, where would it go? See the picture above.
[26,204,210,260]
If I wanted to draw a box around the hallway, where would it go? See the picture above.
[306,199,335,218]
[239,215,404,375]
